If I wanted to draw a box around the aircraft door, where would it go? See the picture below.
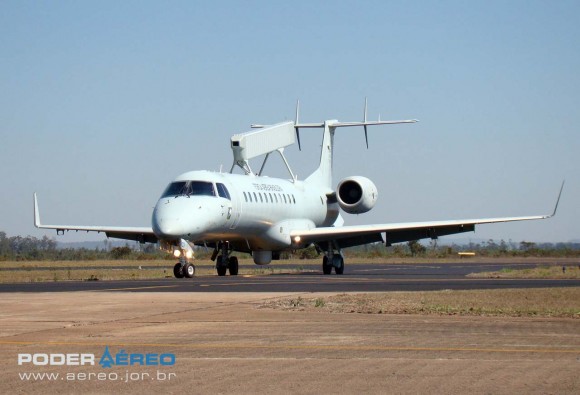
[229,184,242,229]
[217,182,241,230]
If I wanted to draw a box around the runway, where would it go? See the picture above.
[2,262,579,393]
[1,262,579,292]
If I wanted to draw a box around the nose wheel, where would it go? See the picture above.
[173,258,196,279]
[173,262,184,278]
[183,262,196,278]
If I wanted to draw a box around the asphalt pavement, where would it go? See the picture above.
[1,262,579,292]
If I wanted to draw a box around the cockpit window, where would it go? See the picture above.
[161,181,215,198]
[216,183,231,200]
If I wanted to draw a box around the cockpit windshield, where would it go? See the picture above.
[161,181,215,198]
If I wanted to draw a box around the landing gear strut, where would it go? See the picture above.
[214,242,239,276]
[321,242,344,275]
[171,239,196,279]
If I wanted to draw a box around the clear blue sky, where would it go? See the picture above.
[1,0,578,243]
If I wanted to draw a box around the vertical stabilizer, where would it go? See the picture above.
[305,121,335,190]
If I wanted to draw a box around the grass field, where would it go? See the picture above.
[0,259,317,282]
[1,257,579,282]
[468,265,580,279]
[263,288,580,318]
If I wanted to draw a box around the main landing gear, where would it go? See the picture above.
[322,244,344,275]
[213,242,239,276]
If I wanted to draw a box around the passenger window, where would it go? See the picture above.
[248,192,253,203]
[283,195,287,204]
[259,193,263,203]
[243,192,248,202]
[274,194,278,203]
[292,195,296,204]
[253,192,258,202]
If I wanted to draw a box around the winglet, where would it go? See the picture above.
[33,192,42,228]
[550,180,565,217]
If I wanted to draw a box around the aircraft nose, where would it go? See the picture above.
[152,201,186,238]
[152,197,214,240]
[154,217,185,238]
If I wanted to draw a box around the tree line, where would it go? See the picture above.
[1,231,579,261]
[0,231,167,261]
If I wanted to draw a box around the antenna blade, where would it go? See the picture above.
[296,128,302,151]
[363,97,368,123]
[364,125,369,149]
[363,98,369,148]
[295,99,300,124]
[295,99,301,150]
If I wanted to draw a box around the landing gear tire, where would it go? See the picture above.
[183,263,196,278]
[228,256,239,276]
[173,263,184,278]
[322,256,332,275]
[333,255,344,275]
[216,255,227,276]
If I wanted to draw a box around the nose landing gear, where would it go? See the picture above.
[173,257,196,279]
[171,239,196,279]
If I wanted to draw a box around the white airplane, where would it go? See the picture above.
[34,102,563,278]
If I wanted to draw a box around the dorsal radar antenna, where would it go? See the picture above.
[288,99,418,147]
[230,121,297,180]
[234,100,418,179]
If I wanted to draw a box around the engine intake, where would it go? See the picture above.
[337,176,378,214]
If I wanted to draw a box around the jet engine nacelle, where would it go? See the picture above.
[336,176,378,214]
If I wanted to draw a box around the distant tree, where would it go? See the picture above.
[499,239,508,253]
[0,231,9,256]
[408,240,426,256]
[110,246,132,259]
[520,241,536,252]
[297,246,318,259]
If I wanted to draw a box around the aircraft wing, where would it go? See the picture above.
[33,194,158,244]
[291,182,564,249]
[291,214,551,249]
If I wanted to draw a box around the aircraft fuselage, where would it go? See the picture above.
[151,170,339,261]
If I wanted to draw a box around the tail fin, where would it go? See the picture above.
[305,121,335,190]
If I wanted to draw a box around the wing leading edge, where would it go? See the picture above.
[33,193,158,244]
[291,182,564,249]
